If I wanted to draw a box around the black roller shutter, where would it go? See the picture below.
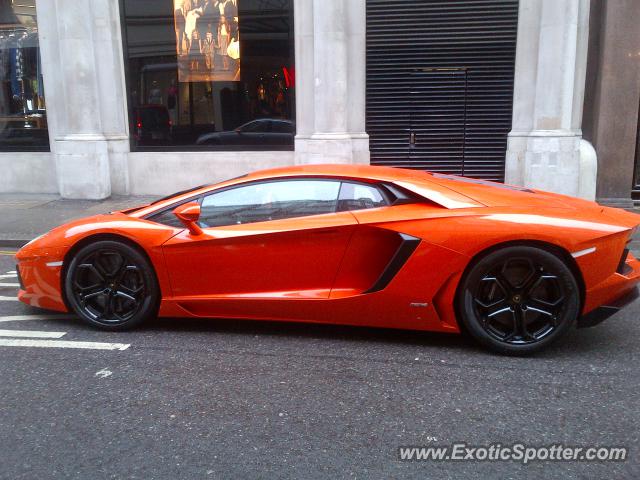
[366,0,519,181]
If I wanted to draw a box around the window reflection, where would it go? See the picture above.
[122,0,295,150]
[199,180,340,227]
[0,0,48,151]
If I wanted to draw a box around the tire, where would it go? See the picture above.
[64,240,159,330]
[457,246,580,355]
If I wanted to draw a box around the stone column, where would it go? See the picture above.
[585,0,640,207]
[505,0,594,199]
[294,0,369,164]
[36,0,129,199]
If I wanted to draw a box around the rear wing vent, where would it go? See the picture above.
[617,248,632,275]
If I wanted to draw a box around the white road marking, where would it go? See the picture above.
[0,339,130,351]
[0,329,66,339]
[0,315,74,323]
[0,283,19,287]
[0,274,17,279]
[5,271,16,274]
[0,296,18,302]
[95,368,113,378]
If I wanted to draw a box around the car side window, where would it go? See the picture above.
[241,120,270,133]
[272,121,294,133]
[338,182,388,211]
[199,180,341,227]
[147,208,185,228]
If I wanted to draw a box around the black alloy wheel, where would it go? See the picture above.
[65,240,159,330]
[458,246,580,355]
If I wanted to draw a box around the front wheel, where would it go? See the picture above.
[457,246,580,355]
[65,240,159,330]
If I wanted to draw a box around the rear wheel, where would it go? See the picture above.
[65,240,159,330]
[457,246,580,355]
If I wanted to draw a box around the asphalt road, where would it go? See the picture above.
[0,251,638,479]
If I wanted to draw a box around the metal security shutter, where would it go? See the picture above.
[366,0,519,180]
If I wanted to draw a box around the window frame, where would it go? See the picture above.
[0,2,50,153]
[118,0,296,153]
[144,176,402,228]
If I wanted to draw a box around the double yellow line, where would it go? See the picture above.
[0,251,17,256]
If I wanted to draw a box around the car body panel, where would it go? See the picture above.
[15,164,640,335]
[161,211,358,299]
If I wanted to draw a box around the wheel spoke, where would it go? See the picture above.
[118,283,143,296]
[82,290,106,304]
[116,264,138,283]
[530,294,565,308]
[486,302,511,318]
[520,269,543,295]
[103,292,114,319]
[505,306,534,342]
[525,302,553,317]
[75,281,103,295]
[77,263,105,283]
[474,296,505,310]
[114,290,136,303]
[494,270,515,295]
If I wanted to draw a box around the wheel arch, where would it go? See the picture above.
[60,233,159,310]
[455,239,586,317]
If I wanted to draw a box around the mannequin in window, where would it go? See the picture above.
[149,80,162,105]
[217,15,231,71]
[167,80,178,125]
[175,3,187,55]
[189,30,204,72]
[198,0,219,47]
[185,0,201,53]
[202,30,216,71]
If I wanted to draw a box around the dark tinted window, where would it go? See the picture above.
[338,182,387,211]
[147,208,186,228]
[0,0,48,151]
[121,0,295,151]
[199,180,340,227]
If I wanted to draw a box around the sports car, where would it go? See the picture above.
[15,164,640,354]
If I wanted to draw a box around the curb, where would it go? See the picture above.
[0,239,30,249]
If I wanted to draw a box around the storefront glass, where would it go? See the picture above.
[0,0,48,151]
[121,0,295,151]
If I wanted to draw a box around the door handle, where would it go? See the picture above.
[410,131,416,145]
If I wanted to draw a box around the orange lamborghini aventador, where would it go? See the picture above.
[15,164,640,354]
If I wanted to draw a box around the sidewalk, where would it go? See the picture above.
[0,194,156,247]
[1,193,639,256]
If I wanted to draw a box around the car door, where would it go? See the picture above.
[161,179,357,300]
[265,120,294,146]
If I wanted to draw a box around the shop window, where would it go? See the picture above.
[0,0,48,151]
[121,0,295,151]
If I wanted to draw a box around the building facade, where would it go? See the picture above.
[0,0,638,206]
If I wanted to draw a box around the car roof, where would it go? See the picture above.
[131,164,483,218]
[237,164,431,183]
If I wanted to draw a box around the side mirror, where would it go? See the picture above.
[173,202,203,236]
